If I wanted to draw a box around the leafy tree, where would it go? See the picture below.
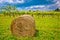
[54,8,60,11]
[1,5,17,16]
[1,5,16,12]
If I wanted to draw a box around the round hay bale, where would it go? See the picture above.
[11,15,35,37]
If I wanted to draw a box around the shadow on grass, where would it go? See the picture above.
[34,29,39,37]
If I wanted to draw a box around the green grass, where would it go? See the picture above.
[0,15,60,40]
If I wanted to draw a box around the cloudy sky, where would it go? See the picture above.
[0,0,60,10]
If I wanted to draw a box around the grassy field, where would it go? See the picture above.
[0,14,60,40]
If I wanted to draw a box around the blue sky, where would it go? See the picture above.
[0,0,60,10]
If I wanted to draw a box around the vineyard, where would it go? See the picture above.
[0,11,60,40]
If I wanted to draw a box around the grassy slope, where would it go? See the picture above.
[0,15,60,40]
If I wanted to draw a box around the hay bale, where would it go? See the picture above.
[11,15,35,37]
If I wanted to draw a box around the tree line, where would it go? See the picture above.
[0,5,60,17]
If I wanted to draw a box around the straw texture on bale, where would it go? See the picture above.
[11,15,35,37]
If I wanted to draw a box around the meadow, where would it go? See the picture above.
[0,11,60,40]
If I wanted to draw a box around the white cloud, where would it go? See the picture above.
[22,0,60,10]
[53,0,60,2]
[6,0,13,3]
[25,5,46,9]
[0,0,13,3]
[0,0,3,3]
[0,0,25,3]
[24,5,50,10]
[45,0,60,9]
[16,0,24,3]
[17,7,23,10]
[53,0,60,8]
[56,1,60,7]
